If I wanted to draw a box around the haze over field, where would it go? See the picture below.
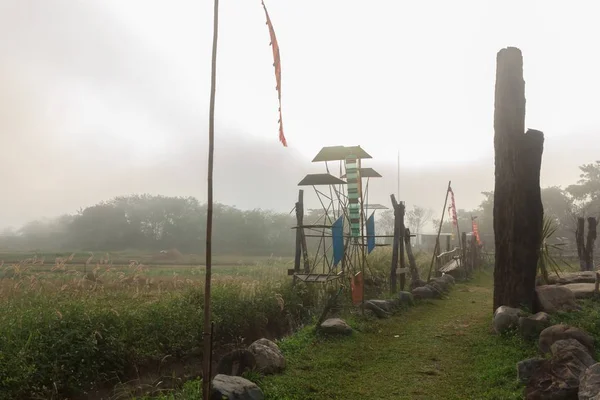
[1,0,599,229]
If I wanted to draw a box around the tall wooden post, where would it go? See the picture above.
[390,194,400,293]
[203,0,219,397]
[398,202,406,291]
[492,47,544,312]
[427,181,451,282]
[461,232,467,276]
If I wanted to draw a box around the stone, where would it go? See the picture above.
[525,340,596,400]
[535,285,581,313]
[410,278,427,290]
[412,286,435,300]
[440,273,456,285]
[216,349,257,377]
[429,278,450,293]
[211,374,264,400]
[397,291,415,306]
[425,283,444,298]
[562,283,597,299]
[320,318,352,335]
[493,305,525,334]
[551,339,595,360]
[579,363,600,400]
[543,271,597,285]
[517,358,546,384]
[247,338,285,375]
[518,312,551,339]
[539,325,595,356]
[365,300,391,319]
[367,299,393,312]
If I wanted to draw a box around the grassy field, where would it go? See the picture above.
[151,268,600,400]
[1,246,589,399]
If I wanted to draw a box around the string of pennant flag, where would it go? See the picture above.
[261,1,287,147]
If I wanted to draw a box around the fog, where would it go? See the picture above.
[1,0,599,230]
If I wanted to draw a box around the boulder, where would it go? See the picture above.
[542,271,597,286]
[525,340,596,399]
[562,283,597,299]
[518,312,551,339]
[535,285,580,313]
[397,291,415,306]
[493,306,525,334]
[579,363,600,400]
[439,273,456,285]
[425,283,444,298]
[412,286,435,300]
[247,338,285,375]
[216,350,257,377]
[365,300,391,319]
[410,278,427,290]
[429,278,450,293]
[320,318,352,335]
[367,299,393,312]
[211,374,264,400]
[539,325,595,356]
[550,339,595,360]
[517,358,546,384]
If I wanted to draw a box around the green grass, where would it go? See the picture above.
[0,269,318,400]
[155,270,542,400]
[258,270,537,400]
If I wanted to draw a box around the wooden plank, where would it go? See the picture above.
[396,268,409,275]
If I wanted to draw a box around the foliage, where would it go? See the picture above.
[0,259,319,400]
[406,205,433,235]
[537,215,569,284]
[258,271,536,400]
[1,195,297,256]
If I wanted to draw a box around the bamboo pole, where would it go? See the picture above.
[203,0,219,398]
[427,181,451,282]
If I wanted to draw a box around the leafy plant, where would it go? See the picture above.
[537,215,570,284]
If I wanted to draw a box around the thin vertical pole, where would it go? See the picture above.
[358,156,366,314]
[427,181,451,282]
[203,0,219,398]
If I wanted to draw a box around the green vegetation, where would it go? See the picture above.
[260,271,537,400]
[0,257,318,400]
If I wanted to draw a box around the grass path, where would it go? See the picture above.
[261,271,536,400]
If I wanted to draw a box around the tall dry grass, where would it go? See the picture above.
[0,254,320,400]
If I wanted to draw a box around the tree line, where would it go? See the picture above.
[2,161,598,255]
[0,195,297,255]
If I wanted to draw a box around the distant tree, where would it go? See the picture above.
[377,209,395,235]
[541,186,575,242]
[567,161,600,217]
[406,206,433,236]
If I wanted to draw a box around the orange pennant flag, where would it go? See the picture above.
[261,1,287,147]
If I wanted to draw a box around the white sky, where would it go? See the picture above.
[1,0,600,227]
[99,0,600,166]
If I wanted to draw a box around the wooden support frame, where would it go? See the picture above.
[390,194,406,293]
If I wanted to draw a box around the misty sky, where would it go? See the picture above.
[1,0,600,230]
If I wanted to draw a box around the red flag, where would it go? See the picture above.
[448,186,458,227]
[261,1,287,147]
[472,217,481,245]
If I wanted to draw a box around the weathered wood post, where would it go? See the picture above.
[461,232,467,276]
[586,217,597,271]
[390,194,400,293]
[293,190,310,274]
[435,237,442,277]
[492,47,544,312]
[405,228,423,288]
[390,194,406,292]
[446,235,451,252]
[398,202,407,291]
